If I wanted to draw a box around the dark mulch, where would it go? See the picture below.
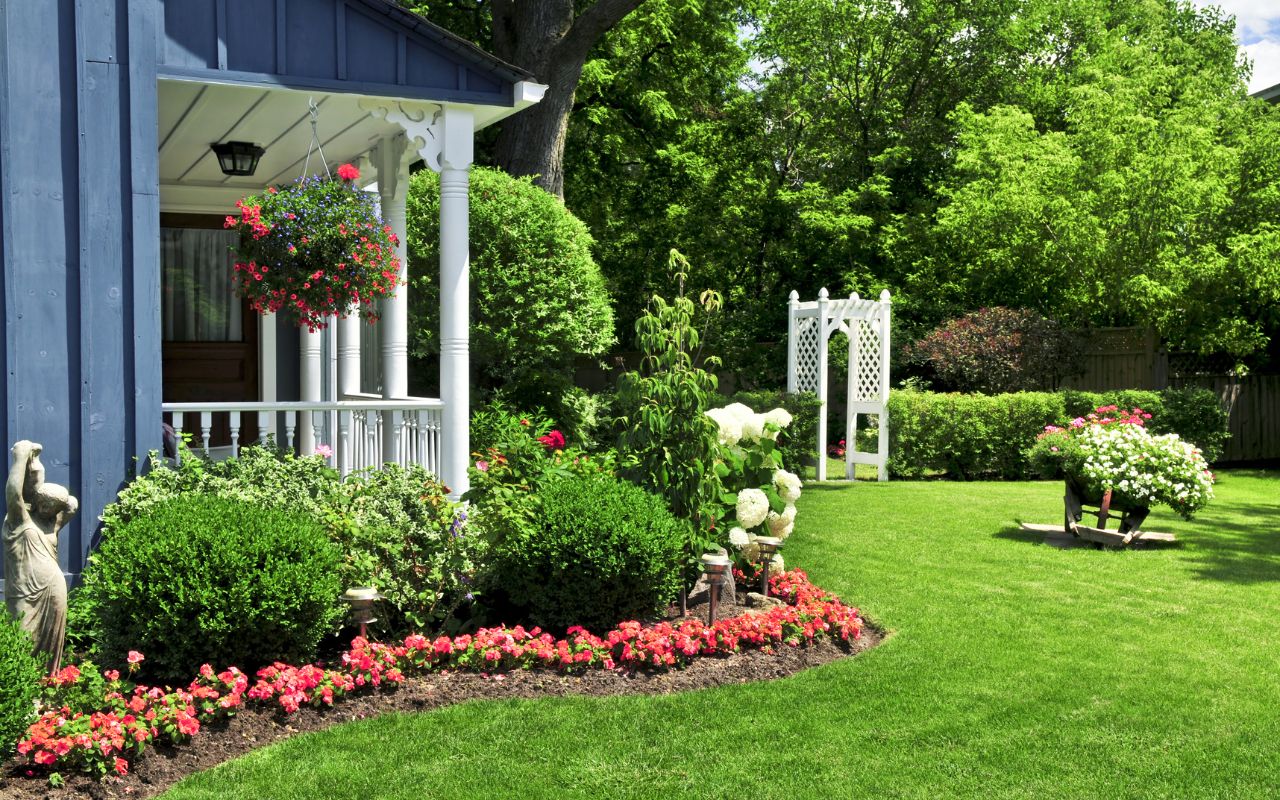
[0,597,883,800]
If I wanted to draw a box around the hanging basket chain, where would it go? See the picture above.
[301,97,331,179]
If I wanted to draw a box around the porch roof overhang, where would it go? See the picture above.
[159,0,543,212]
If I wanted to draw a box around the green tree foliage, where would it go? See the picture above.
[406,167,615,420]
[410,0,1280,367]
[895,2,1280,358]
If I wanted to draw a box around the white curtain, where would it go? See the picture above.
[161,228,242,342]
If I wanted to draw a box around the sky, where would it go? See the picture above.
[1193,0,1280,93]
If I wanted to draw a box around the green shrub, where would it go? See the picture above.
[489,474,685,633]
[81,495,343,681]
[616,254,725,590]
[728,389,822,468]
[407,167,615,422]
[1155,388,1230,463]
[99,446,340,539]
[96,447,482,640]
[334,464,480,634]
[888,390,1064,479]
[887,387,1230,479]
[465,401,617,558]
[0,616,42,757]
[908,307,1085,392]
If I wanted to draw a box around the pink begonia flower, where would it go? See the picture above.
[475,460,489,472]
[314,443,333,459]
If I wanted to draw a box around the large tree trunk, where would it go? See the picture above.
[490,0,645,198]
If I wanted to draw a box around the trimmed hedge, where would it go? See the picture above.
[81,494,344,681]
[487,473,686,633]
[887,388,1229,480]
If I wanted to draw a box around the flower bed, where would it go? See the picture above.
[13,570,861,782]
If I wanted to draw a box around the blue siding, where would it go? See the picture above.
[164,0,218,69]
[225,0,278,76]
[162,0,523,106]
[0,0,161,583]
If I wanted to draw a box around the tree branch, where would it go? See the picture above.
[558,0,648,63]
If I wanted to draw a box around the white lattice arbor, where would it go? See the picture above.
[787,288,892,481]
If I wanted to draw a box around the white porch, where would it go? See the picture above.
[156,78,544,494]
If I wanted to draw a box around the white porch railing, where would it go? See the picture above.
[162,399,444,478]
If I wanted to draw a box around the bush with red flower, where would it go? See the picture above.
[225,164,401,332]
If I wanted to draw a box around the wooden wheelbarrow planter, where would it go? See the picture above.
[1020,479,1177,549]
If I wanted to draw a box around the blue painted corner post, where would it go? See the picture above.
[0,0,163,587]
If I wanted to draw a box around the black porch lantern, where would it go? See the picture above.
[210,141,265,176]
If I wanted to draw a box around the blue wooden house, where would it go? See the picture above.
[0,0,544,584]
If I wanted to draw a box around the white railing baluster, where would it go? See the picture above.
[338,411,351,477]
[159,398,445,474]
[172,412,184,466]
[200,412,212,459]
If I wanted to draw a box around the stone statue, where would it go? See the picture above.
[4,441,76,673]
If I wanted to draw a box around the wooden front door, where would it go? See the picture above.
[161,213,259,447]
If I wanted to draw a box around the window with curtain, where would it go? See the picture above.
[161,227,242,342]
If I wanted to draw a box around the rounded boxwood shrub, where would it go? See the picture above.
[0,615,42,757]
[81,494,343,681]
[406,167,615,422]
[489,474,685,633]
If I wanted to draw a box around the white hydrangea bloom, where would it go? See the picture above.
[728,526,750,548]
[766,509,794,539]
[741,541,761,563]
[724,402,756,421]
[773,469,803,503]
[705,407,743,447]
[764,407,793,428]
[736,487,770,529]
[770,554,784,572]
[740,413,766,443]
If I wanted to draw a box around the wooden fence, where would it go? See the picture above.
[1067,327,1279,463]
[1169,374,1280,463]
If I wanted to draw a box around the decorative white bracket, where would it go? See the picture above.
[360,100,476,175]
[360,99,444,171]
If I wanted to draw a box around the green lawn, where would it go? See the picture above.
[163,471,1280,799]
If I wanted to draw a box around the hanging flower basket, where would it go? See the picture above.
[224,164,401,331]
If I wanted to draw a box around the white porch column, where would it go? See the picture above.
[299,326,323,454]
[337,314,361,399]
[374,135,410,464]
[374,135,411,400]
[361,101,475,496]
[437,108,474,497]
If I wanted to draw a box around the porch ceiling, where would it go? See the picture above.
[159,79,401,213]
